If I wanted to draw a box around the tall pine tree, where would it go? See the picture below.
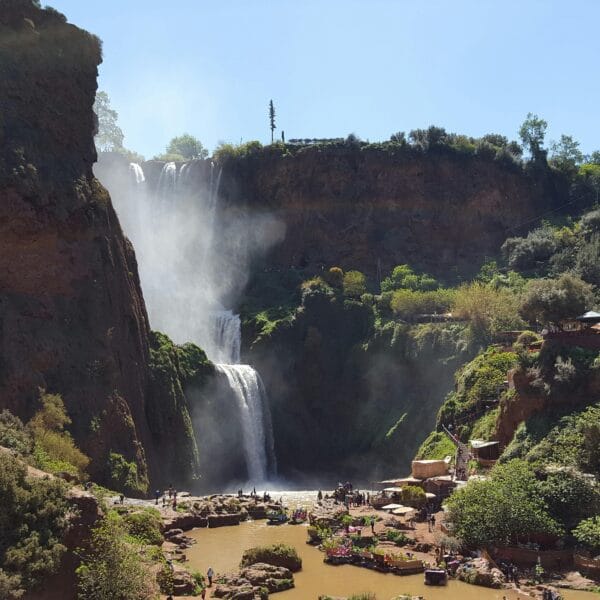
[269,100,276,143]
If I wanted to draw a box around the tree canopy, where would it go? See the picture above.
[163,133,208,160]
[93,91,125,152]
[446,459,563,547]
[519,273,593,327]
[519,113,547,160]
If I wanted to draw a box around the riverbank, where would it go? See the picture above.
[119,490,599,600]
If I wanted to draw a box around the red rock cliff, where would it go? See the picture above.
[0,0,154,488]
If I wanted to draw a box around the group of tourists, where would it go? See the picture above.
[154,484,178,509]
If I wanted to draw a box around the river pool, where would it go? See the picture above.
[185,492,596,600]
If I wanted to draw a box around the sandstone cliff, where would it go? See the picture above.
[216,146,551,280]
[0,0,157,490]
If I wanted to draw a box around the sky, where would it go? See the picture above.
[48,0,600,160]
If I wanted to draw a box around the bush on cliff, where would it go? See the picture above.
[0,409,33,456]
[76,511,158,600]
[343,270,367,298]
[240,544,302,572]
[0,452,69,598]
[451,282,524,340]
[29,392,90,479]
[390,288,455,319]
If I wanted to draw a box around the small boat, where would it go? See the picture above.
[424,568,448,585]
[267,512,289,525]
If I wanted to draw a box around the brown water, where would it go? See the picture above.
[185,492,596,600]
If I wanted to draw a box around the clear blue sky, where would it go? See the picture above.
[49,0,600,159]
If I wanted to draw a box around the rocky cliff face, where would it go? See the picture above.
[217,147,549,280]
[0,0,156,489]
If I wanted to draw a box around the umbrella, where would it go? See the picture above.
[392,506,415,515]
[381,503,403,510]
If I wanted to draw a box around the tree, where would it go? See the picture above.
[76,512,157,600]
[550,134,584,172]
[0,452,69,598]
[446,460,563,547]
[164,134,208,160]
[573,516,600,552]
[452,282,524,339]
[269,100,276,144]
[343,270,367,298]
[28,392,90,478]
[93,91,125,152]
[519,113,548,161]
[519,273,593,327]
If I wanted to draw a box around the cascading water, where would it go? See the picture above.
[129,162,145,184]
[99,155,278,486]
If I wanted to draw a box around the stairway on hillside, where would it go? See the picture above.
[442,424,470,481]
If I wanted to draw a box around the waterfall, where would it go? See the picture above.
[211,310,241,364]
[98,155,278,485]
[216,364,276,483]
[129,162,145,184]
[157,161,177,197]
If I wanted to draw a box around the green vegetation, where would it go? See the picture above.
[107,452,144,496]
[93,91,144,162]
[437,347,517,436]
[0,410,33,456]
[519,273,593,327]
[155,133,208,161]
[76,511,158,600]
[416,430,456,460]
[573,516,600,552]
[123,508,164,546]
[145,330,214,487]
[239,544,302,572]
[29,391,90,478]
[343,270,367,298]
[446,459,563,547]
[0,452,69,599]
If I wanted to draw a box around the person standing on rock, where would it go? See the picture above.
[155,489,161,505]
[207,567,214,587]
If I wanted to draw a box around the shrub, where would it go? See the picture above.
[124,508,164,546]
[28,392,89,478]
[76,512,158,600]
[324,266,344,288]
[519,273,593,327]
[107,452,142,495]
[401,485,426,508]
[0,452,69,597]
[343,270,367,298]
[390,288,454,319]
[502,227,558,272]
[452,282,524,340]
[239,544,302,572]
[573,516,600,552]
[380,264,439,293]
[0,409,33,456]
[416,431,456,460]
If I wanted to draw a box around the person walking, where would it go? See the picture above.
[155,489,161,505]
[430,514,436,530]
[207,566,214,587]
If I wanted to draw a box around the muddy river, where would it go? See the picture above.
[185,492,596,600]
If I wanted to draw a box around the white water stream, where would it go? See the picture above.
[126,160,277,484]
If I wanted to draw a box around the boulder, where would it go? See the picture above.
[457,557,505,588]
[240,562,294,593]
